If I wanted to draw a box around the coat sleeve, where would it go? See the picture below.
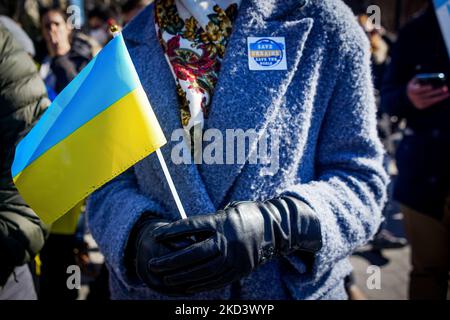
[0,27,49,285]
[284,35,389,280]
[86,166,165,287]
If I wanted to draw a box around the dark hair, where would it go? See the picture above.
[40,5,68,22]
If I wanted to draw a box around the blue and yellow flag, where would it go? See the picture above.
[11,34,166,225]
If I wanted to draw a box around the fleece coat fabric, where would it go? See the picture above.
[86,0,389,300]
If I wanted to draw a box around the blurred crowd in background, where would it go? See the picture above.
[0,0,448,300]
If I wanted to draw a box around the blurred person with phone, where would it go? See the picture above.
[381,1,450,300]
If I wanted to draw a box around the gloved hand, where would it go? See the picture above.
[127,214,194,294]
[146,196,322,294]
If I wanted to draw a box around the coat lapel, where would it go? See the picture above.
[123,5,216,216]
[199,0,314,208]
[122,0,313,214]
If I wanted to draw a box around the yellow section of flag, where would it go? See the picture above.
[13,87,166,224]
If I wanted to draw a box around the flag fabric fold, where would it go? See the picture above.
[11,33,167,225]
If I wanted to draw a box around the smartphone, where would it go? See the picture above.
[415,73,447,88]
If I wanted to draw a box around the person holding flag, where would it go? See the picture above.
[84,0,388,300]
[12,0,388,300]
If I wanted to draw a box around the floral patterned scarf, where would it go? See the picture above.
[155,0,241,140]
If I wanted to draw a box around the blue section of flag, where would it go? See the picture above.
[12,34,141,177]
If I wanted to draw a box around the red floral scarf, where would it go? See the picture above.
[155,0,240,138]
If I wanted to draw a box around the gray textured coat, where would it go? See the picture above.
[87,0,388,299]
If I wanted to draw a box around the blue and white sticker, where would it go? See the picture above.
[247,37,287,71]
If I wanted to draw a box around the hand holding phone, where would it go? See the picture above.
[415,73,446,88]
[407,74,449,110]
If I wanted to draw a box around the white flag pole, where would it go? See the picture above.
[155,149,187,219]
[111,26,187,219]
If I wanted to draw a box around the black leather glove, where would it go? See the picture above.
[147,196,322,294]
[126,214,194,294]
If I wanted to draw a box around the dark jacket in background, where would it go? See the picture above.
[381,6,450,219]
[0,26,49,285]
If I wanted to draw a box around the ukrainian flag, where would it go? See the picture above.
[11,33,167,225]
